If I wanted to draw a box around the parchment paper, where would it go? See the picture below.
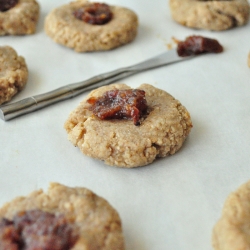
[1,1,250,249]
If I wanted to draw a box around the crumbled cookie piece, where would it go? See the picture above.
[212,180,250,250]
[44,1,138,52]
[64,83,193,168]
[0,0,40,35]
[0,46,28,105]
[169,0,250,31]
[0,182,125,250]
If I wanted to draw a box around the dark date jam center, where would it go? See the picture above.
[88,89,148,126]
[0,209,78,250]
[73,2,113,25]
[0,0,18,12]
[177,35,223,57]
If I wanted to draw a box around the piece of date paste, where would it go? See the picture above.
[177,35,223,57]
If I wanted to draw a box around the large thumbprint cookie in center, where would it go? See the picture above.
[64,83,193,168]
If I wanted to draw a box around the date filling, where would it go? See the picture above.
[0,209,78,250]
[177,35,223,57]
[0,0,18,12]
[87,89,148,126]
[73,2,113,25]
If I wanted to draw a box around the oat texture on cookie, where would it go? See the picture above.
[169,0,250,31]
[0,0,40,35]
[64,83,193,168]
[212,180,250,250]
[0,182,125,250]
[44,1,138,52]
[0,46,28,105]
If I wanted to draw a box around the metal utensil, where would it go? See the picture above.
[0,49,194,121]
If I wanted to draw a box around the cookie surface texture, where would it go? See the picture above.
[0,0,40,35]
[0,182,125,250]
[44,1,138,52]
[0,46,28,105]
[64,83,193,168]
[169,0,250,31]
[212,180,250,250]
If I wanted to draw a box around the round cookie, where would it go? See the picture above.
[169,0,250,31]
[0,0,40,35]
[0,182,125,250]
[64,83,193,168]
[44,1,138,52]
[0,46,28,105]
[212,180,250,250]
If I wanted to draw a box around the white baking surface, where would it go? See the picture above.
[0,0,250,249]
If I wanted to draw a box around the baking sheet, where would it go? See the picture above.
[1,0,250,249]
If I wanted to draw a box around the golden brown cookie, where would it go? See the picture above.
[0,0,40,35]
[0,46,28,105]
[44,1,138,52]
[64,83,193,168]
[212,180,250,250]
[0,182,125,250]
[169,0,250,31]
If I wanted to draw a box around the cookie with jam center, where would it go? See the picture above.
[0,182,125,250]
[44,1,138,52]
[169,0,249,31]
[64,83,193,168]
[0,0,40,35]
[0,46,28,105]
